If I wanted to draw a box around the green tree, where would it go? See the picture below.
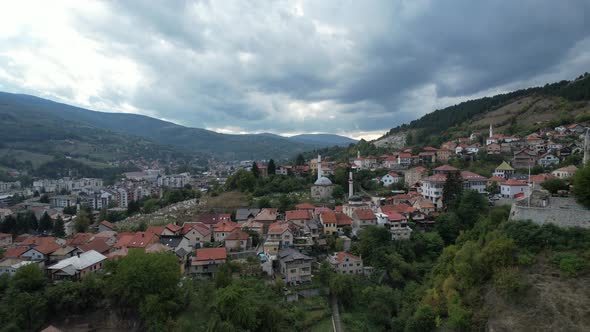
[251,162,260,178]
[12,264,46,293]
[332,185,345,200]
[75,209,91,233]
[225,169,256,192]
[52,217,66,237]
[142,198,160,214]
[573,163,590,208]
[443,171,463,210]
[295,154,305,166]
[38,212,53,233]
[267,159,276,175]
[541,177,569,194]
[257,197,271,209]
[405,304,436,332]
[39,194,50,203]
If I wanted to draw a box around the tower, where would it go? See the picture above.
[584,129,590,165]
[317,155,322,180]
[489,123,493,138]
[348,171,354,198]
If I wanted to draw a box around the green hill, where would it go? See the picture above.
[0,92,354,161]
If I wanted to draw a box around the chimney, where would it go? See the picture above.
[348,171,354,198]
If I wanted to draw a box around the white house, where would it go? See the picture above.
[500,179,528,199]
[48,250,107,281]
[537,153,560,167]
[380,172,403,186]
[551,165,577,179]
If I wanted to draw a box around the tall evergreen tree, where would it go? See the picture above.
[295,154,305,166]
[38,212,53,233]
[251,162,260,178]
[1,215,17,234]
[267,159,276,175]
[442,171,463,211]
[52,217,66,237]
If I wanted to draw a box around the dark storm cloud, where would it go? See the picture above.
[0,0,589,137]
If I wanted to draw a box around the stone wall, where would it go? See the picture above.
[509,197,590,229]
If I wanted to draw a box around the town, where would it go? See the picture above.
[1,118,590,331]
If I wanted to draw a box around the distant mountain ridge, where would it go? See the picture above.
[0,92,355,160]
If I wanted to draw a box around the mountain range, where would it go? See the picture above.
[0,92,356,163]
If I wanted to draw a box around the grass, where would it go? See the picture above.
[310,317,333,332]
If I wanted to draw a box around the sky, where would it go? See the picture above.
[0,1,589,140]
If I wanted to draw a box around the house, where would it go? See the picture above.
[240,220,264,236]
[551,165,577,179]
[529,174,554,186]
[501,179,528,199]
[388,213,412,240]
[420,173,446,203]
[381,171,403,186]
[21,242,61,262]
[234,208,261,223]
[0,258,40,276]
[319,210,338,235]
[383,155,399,169]
[537,153,560,167]
[67,233,94,247]
[98,220,117,232]
[197,213,231,226]
[328,252,364,275]
[512,149,538,169]
[48,250,107,281]
[397,153,412,167]
[285,210,312,228]
[213,221,240,242]
[0,233,12,247]
[404,166,428,187]
[493,161,515,179]
[277,248,312,285]
[3,246,28,259]
[189,248,227,278]
[461,171,488,194]
[566,123,586,133]
[295,203,316,211]
[353,209,377,228]
[254,208,278,227]
[436,149,452,162]
[126,232,159,249]
[433,165,459,174]
[486,143,501,155]
[441,141,457,151]
[49,246,79,262]
[335,212,353,233]
[411,198,436,214]
[159,235,191,254]
[224,229,252,252]
[267,221,296,247]
[181,222,212,247]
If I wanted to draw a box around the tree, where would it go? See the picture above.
[295,154,305,166]
[442,171,463,210]
[63,205,77,215]
[332,185,345,200]
[257,197,271,209]
[52,217,66,237]
[267,159,276,175]
[12,264,46,293]
[225,169,256,192]
[251,162,260,178]
[405,304,436,332]
[1,215,17,234]
[541,177,569,194]
[573,163,590,208]
[142,199,160,214]
[75,209,91,233]
[38,212,53,233]
[39,194,50,204]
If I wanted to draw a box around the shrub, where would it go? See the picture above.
[493,267,529,299]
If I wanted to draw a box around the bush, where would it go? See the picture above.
[552,253,588,276]
[493,267,529,299]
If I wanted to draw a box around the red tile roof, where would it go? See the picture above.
[198,213,232,225]
[333,251,361,263]
[78,237,111,254]
[99,220,116,230]
[319,211,337,224]
[354,209,376,220]
[0,233,11,239]
[385,211,406,222]
[195,247,227,261]
[115,233,134,248]
[434,165,459,172]
[382,204,416,214]
[488,176,507,183]
[127,232,159,248]
[31,242,61,255]
[503,179,528,186]
[181,222,211,236]
[268,221,296,234]
[22,236,57,247]
[225,229,250,241]
[295,203,316,210]
[146,226,165,236]
[4,246,28,258]
[335,212,353,226]
[423,173,448,182]
[67,233,94,246]
[213,221,240,233]
[460,171,487,181]
[285,210,312,221]
[165,223,182,233]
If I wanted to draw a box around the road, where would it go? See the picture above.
[331,294,343,332]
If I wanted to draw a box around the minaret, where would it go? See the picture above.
[348,171,354,198]
[584,129,590,165]
[489,124,493,137]
[317,155,322,180]
[357,150,361,159]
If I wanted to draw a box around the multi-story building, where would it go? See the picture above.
[50,195,77,209]
[157,173,191,188]
[404,166,428,187]
[277,248,312,285]
[328,252,364,275]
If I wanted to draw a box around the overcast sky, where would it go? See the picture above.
[1,1,589,140]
